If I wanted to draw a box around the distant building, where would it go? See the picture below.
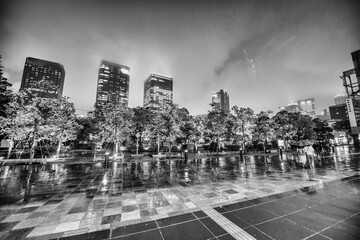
[329,104,348,120]
[282,102,301,113]
[211,89,230,111]
[20,57,65,99]
[334,95,347,105]
[195,114,208,121]
[95,60,130,106]
[297,98,316,116]
[143,73,173,109]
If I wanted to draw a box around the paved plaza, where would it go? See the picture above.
[0,146,359,239]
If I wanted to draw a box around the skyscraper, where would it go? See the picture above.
[211,89,230,111]
[95,60,130,106]
[143,73,173,109]
[20,57,65,99]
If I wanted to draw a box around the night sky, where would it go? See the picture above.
[1,0,359,116]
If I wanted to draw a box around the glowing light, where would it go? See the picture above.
[121,68,130,75]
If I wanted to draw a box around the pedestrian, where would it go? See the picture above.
[304,145,315,169]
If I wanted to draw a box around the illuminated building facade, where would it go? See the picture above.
[211,89,230,111]
[297,98,316,116]
[334,95,347,105]
[283,102,301,113]
[143,73,173,109]
[20,57,65,99]
[95,60,130,106]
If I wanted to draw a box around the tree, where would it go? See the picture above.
[0,89,57,160]
[252,111,275,152]
[231,106,255,151]
[312,118,334,143]
[158,104,183,152]
[0,55,12,118]
[204,109,227,140]
[75,115,97,149]
[332,120,351,135]
[93,94,133,156]
[290,113,316,141]
[49,97,82,156]
[131,106,157,148]
[273,110,294,140]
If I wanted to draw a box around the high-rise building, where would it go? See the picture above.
[20,57,65,99]
[211,89,230,111]
[95,60,130,106]
[297,98,316,116]
[143,73,173,109]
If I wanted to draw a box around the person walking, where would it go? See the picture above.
[304,145,316,169]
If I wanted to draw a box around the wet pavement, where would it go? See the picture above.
[0,146,359,239]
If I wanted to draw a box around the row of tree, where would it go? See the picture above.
[0,57,350,159]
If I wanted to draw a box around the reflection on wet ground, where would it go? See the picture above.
[0,146,359,239]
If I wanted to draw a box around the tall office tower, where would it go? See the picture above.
[211,89,230,111]
[297,98,316,116]
[20,57,65,99]
[143,73,173,109]
[95,60,130,107]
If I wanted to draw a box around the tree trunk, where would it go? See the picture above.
[7,139,13,159]
[30,134,36,162]
[114,141,119,155]
[56,140,61,157]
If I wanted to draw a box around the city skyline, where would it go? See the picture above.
[1,0,359,116]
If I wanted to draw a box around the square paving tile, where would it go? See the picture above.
[0,227,34,239]
[222,212,251,229]
[227,206,278,225]
[224,189,239,194]
[204,192,219,198]
[54,221,80,233]
[285,208,339,232]
[1,212,31,222]
[156,213,196,227]
[68,206,88,214]
[101,214,122,225]
[140,208,158,218]
[16,206,39,213]
[61,212,86,222]
[27,211,50,219]
[112,229,162,240]
[256,217,313,240]
[160,219,214,240]
[112,221,157,237]
[121,211,140,222]
[0,221,19,232]
[79,217,102,229]
[26,223,59,237]
[12,218,44,230]
[321,222,360,240]
[199,217,227,237]
[256,196,318,216]
[121,204,138,213]
[343,213,360,228]
[83,210,104,219]
[105,201,122,209]
[103,207,122,217]
[244,227,272,240]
